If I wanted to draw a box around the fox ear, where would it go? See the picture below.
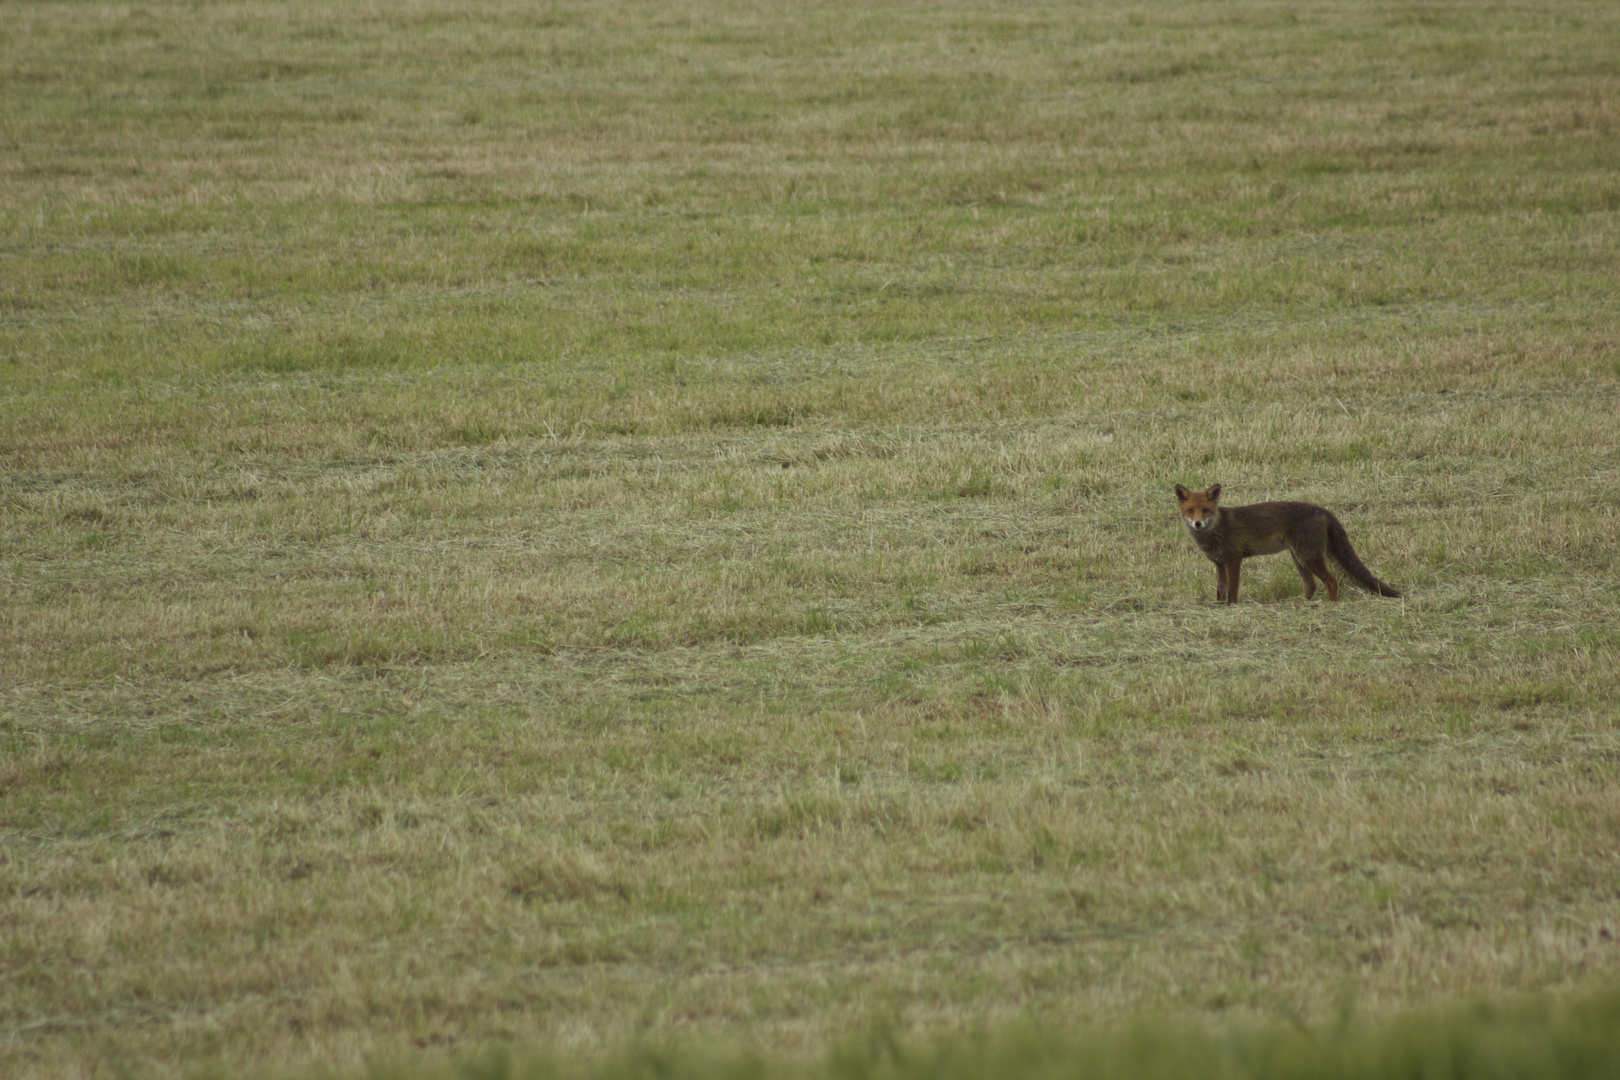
[1207,483,1221,501]
[1174,484,1189,500]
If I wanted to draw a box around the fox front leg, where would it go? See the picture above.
[1215,562,1229,602]
[1222,559,1243,604]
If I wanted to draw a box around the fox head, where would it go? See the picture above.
[1174,482,1221,533]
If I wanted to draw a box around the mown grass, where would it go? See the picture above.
[2,1,1619,1078]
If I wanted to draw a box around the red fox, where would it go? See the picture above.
[1174,483,1401,604]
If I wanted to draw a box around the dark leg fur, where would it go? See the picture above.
[1223,559,1243,604]
[1307,553,1339,600]
[1290,553,1317,600]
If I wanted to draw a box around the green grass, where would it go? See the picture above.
[2,1,1619,1077]
[349,990,1620,1080]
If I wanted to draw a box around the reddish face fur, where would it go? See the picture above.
[1174,482,1221,533]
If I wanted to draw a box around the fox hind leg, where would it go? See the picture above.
[1290,552,1318,600]
[1306,553,1339,600]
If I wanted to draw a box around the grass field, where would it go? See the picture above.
[3,1,1619,1077]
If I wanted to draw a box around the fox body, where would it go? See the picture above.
[1174,483,1401,605]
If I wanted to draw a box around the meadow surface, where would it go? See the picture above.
[2,1,1619,1077]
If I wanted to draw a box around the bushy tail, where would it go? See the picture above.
[1326,515,1402,598]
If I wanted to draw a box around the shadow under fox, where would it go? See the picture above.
[1175,483,1401,604]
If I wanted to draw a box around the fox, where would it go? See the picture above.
[1174,483,1401,605]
